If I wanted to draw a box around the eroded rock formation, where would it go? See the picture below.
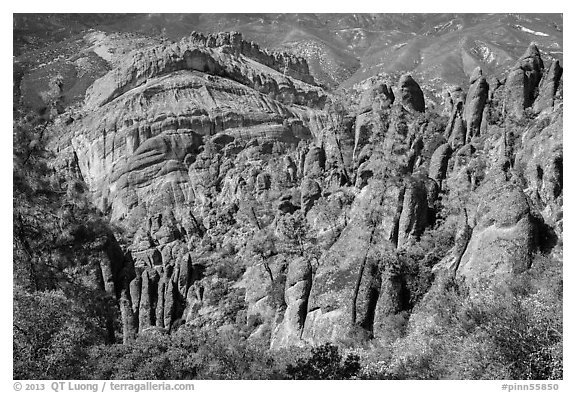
[38,36,563,352]
[397,74,425,113]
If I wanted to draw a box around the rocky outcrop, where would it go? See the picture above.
[138,269,159,331]
[188,31,315,85]
[277,194,298,215]
[38,29,563,353]
[302,180,394,344]
[397,178,429,249]
[270,257,313,348]
[428,143,452,187]
[303,145,326,178]
[353,247,385,339]
[397,74,425,113]
[516,105,563,235]
[446,102,467,150]
[433,213,473,275]
[353,112,372,161]
[370,244,402,335]
[95,234,126,297]
[457,180,536,281]
[127,250,204,334]
[464,67,489,139]
[353,81,395,160]
[84,34,323,110]
[120,210,211,335]
[93,233,137,344]
[442,86,465,116]
[284,156,298,183]
[256,172,272,191]
[533,60,563,114]
[65,32,328,223]
[504,43,545,119]
[301,177,322,214]
[358,81,395,114]
[301,177,422,344]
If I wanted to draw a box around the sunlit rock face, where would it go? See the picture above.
[65,33,328,221]
[39,28,562,351]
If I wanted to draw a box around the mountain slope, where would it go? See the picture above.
[13,14,563,380]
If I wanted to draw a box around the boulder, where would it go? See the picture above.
[131,227,154,252]
[303,146,326,177]
[457,180,536,282]
[256,172,272,191]
[278,194,299,215]
[154,224,180,246]
[301,177,322,214]
[397,74,425,113]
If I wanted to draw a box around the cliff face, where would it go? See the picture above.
[61,32,328,224]
[45,34,562,348]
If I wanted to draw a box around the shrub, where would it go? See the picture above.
[266,268,287,310]
[386,272,562,380]
[13,287,110,379]
[285,343,361,379]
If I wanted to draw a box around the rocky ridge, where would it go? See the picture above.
[49,36,562,349]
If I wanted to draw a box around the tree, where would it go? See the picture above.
[246,228,278,282]
[13,287,111,379]
[276,210,312,257]
[14,111,127,377]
